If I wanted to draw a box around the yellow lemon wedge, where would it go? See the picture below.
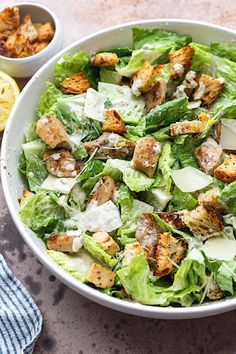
[0,71,20,131]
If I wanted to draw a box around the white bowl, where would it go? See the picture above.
[1,19,236,319]
[0,2,63,78]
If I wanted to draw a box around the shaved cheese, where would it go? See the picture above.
[171,166,213,192]
[201,238,236,261]
[220,119,236,150]
[41,175,77,194]
[84,88,105,121]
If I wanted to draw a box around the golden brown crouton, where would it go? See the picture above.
[169,46,194,79]
[131,62,163,96]
[0,7,19,37]
[207,280,223,301]
[155,232,187,277]
[86,263,115,288]
[17,14,38,43]
[47,233,83,253]
[102,110,126,135]
[84,132,135,159]
[18,190,34,204]
[44,149,80,178]
[87,176,116,207]
[183,205,224,239]
[31,40,49,54]
[193,74,223,106]
[93,52,119,67]
[122,242,146,267]
[214,154,236,183]
[170,112,209,137]
[5,32,27,56]
[37,22,54,42]
[198,188,226,214]
[135,213,162,262]
[61,72,91,94]
[131,136,161,177]
[36,115,71,150]
[195,137,223,175]
[157,212,186,229]
[144,79,167,112]
[92,232,120,256]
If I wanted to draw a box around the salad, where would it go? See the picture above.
[18,27,236,307]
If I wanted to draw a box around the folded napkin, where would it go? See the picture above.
[0,254,42,354]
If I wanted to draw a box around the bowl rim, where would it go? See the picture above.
[0,1,61,62]
[2,18,236,319]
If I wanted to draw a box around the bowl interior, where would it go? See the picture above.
[17,3,55,25]
[2,20,236,319]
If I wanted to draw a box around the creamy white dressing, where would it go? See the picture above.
[51,153,61,161]
[173,63,184,77]
[187,100,202,109]
[63,162,75,171]
[131,78,142,96]
[84,88,106,121]
[173,85,187,98]
[41,117,49,125]
[72,236,84,252]
[194,82,205,100]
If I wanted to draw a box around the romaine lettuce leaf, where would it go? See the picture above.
[167,186,198,212]
[81,60,99,89]
[216,260,236,294]
[100,68,122,85]
[140,188,172,211]
[36,82,63,118]
[25,123,38,142]
[77,159,105,183]
[171,136,202,168]
[153,143,174,193]
[219,181,236,214]
[210,42,236,62]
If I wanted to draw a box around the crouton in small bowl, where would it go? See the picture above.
[0,2,62,78]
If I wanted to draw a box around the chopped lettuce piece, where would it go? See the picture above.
[47,249,93,282]
[25,123,38,142]
[19,190,65,234]
[141,188,172,212]
[216,260,236,294]
[84,88,106,121]
[77,159,104,183]
[152,126,170,141]
[73,143,88,161]
[36,82,63,118]
[153,143,174,193]
[100,47,132,57]
[172,136,202,168]
[168,186,197,212]
[81,60,99,89]
[219,181,236,214]
[210,42,236,62]
[100,68,122,85]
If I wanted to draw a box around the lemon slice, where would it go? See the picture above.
[0,71,20,131]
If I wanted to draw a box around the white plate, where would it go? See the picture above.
[1,19,236,319]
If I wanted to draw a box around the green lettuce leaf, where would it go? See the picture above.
[171,135,202,168]
[219,181,236,214]
[81,60,99,89]
[73,143,88,161]
[216,260,236,294]
[36,82,63,118]
[77,159,105,183]
[140,188,172,211]
[25,123,38,142]
[100,68,122,85]
[152,126,170,141]
[168,186,198,212]
[210,43,236,62]
[153,143,174,193]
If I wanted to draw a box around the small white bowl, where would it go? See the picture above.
[0,2,63,78]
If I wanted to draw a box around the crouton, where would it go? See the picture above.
[84,132,135,159]
[169,46,194,79]
[122,242,146,267]
[93,52,119,67]
[170,112,209,137]
[207,280,223,301]
[61,72,91,94]
[144,79,166,112]
[87,176,116,207]
[0,7,19,37]
[131,136,161,177]
[36,115,71,150]
[37,22,54,42]
[131,62,163,96]
[5,32,27,56]
[86,263,115,288]
[135,213,162,262]
[214,154,236,183]
[102,110,126,135]
[157,212,186,229]
[47,233,83,253]
[155,232,187,277]
[195,137,223,175]
[44,149,80,178]
[18,190,34,204]
[183,205,224,239]
[198,188,226,213]
[31,41,49,54]
[92,231,120,256]
[17,14,38,43]
[193,74,223,106]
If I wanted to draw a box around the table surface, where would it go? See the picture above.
[1,0,236,353]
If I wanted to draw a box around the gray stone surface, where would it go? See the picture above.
[1,0,236,352]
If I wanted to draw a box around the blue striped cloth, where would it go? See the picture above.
[0,254,42,354]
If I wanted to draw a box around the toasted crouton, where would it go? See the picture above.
[170,112,209,137]
[37,22,54,42]
[0,7,19,37]
[84,132,135,159]
[17,14,38,43]
[102,110,126,135]
[131,136,161,177]
[155,232,187,277]
[169,46,194,79]
[193,74,223,106]
[93,52,119,67]
[144,79,167,112]
[44,149,80,178]
[5,32,27,56]
[92,232,120,256]
[157,212,186,229]
[198,188,226,213]
[135,213,163,262]
[214,154,236,183]
[195,137,223,175]
[31,40,49,54]
[122,242,146,267]
[183,205,224,239]
[88,176,116,207]
[131,62,163,96]
[86,263,115,288]
[47,233,83,253]
[61,72,91,94]
[36,115,71,150]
